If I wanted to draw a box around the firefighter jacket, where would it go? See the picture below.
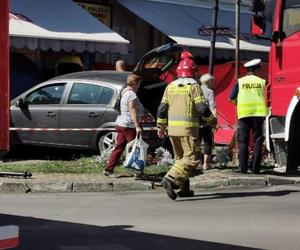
[157,78,215,137]
[237,74,268,119]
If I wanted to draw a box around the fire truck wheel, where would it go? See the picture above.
[98,132,118,154]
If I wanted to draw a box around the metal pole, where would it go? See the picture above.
[209,0,219,75]
[0,0,10,154]
[233,0,241,166]
[235,0,241,80]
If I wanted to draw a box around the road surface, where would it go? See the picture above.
[0,185,299,249]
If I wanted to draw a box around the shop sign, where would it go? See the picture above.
[77,2,111,27]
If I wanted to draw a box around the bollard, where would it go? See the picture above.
[0,225,19,249]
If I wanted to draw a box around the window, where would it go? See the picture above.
[26,83,66,105]
[99,86,114,105]
[143,54,176,70]
[67,83,114,105]
[283,0,300,37]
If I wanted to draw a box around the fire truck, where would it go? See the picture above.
[251,0,300,173]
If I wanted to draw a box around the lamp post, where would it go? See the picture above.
[235,0,241,80]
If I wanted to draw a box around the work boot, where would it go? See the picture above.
[177,190,194,197]
[161,178,177,200]
[177,179,194,197]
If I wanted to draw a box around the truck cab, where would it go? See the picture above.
[252,0,300,172]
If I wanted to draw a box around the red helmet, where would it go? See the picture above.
[176,57,196,78]
[180,50,193,60]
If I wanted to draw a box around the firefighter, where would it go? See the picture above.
[229,58,268,174]
[157,52,216,200]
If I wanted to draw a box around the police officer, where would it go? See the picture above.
[229,59,268,174]
[157,51,216,200]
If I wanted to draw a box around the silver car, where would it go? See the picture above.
[10,71,158,153]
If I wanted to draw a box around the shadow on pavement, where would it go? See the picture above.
[178,189,300,202]
[1,213,260,250]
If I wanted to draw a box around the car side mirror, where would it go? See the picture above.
[251,15,266,36]
[16,98,27,109]
[271,31,286,43]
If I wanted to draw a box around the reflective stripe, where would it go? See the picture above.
[194,95,205,103]
[157,118,168,124]
[168,85,190,95]
[161,97,168,103]
[202,113,215,122]
[169,121,199,127]
[168,115,198,123]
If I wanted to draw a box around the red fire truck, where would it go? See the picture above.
[0,0,9,155]
[252,0,300,173]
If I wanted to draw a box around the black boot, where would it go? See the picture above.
[161,178,177,200]
[177,179,194,197]
[177,190,194,197]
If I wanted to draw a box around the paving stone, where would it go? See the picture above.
[191,179,229,189]
[0,182,30,193]
[266,176,295,185]
[29,182,72,193]
[229,176,267,187]
[72,182,114,192]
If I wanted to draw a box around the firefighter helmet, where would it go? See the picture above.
[176,57,196,78]
[180,50,193,60]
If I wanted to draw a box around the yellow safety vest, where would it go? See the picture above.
[237,75,268,119]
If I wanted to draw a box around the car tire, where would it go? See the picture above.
[98,131,118,154]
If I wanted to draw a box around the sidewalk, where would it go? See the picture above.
[0,168,300,193]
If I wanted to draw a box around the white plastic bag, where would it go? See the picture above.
[123,135,149,172]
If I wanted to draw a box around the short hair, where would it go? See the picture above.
[115,60,125,71]
[200,73,214,85]
[127,73,142,86]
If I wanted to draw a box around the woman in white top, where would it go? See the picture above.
[104,73,144,176]
[199,73,217,171]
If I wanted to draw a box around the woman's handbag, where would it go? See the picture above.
[123,135,149,172]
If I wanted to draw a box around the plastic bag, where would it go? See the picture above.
[123,135,149,172]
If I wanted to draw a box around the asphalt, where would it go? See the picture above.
[0,167,299,193]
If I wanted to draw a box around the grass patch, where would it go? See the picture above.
[0,156,170,176]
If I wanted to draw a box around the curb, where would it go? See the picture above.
[191,175,300,190]
[0,180,154,193]
[0,175,299,193]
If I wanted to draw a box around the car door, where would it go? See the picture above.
[59,82,116,148]
[134,43,183,82]
[134,43,183,116]
[10,82,66,145]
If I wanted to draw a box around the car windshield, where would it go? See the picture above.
[283,0,300,36]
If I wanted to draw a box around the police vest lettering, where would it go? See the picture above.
[241,83,262,89]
